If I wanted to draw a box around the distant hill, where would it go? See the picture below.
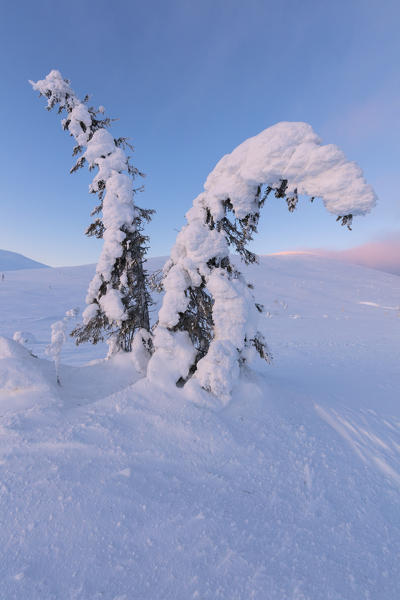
[0,249,49,271]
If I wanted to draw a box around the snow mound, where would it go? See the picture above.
[0,337,57,413]
[12,331,37,347]
[0,336,34,360]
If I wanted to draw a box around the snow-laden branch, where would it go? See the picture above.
[148,122,377,401]
[202,121,376,220]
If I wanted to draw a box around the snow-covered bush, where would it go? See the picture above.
[30,70,154,354]
[46,308,79,384]
[46,321,66,385]
[148,122,376,401]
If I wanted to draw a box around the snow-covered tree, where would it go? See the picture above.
[148,122,376,401]
[30,70,154,353]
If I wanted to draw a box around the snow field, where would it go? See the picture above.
[0,254,399,598]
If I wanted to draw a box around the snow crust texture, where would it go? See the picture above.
[150,122,377,400]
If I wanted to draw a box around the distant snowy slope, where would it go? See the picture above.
[0,254,399,599]
[0,249,49,271]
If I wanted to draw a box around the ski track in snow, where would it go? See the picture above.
[0,254,399,599]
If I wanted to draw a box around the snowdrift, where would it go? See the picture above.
[0,337,57,414]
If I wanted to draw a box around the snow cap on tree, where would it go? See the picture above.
[148,121,376,402]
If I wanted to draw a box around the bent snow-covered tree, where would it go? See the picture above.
[148,121,376,401]
[30,70,154,353]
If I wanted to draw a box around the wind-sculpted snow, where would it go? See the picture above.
[151,122,377,400]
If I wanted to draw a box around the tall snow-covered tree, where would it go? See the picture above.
[148,122,376,401]
[30,70,154,353]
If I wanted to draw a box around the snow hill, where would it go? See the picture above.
[0,249,49,271]
[0,254,399,599]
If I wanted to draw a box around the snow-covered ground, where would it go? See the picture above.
[0,254,399,599]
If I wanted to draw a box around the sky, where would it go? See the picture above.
[0,0,399,267]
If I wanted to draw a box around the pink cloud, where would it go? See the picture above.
[312,235,400,275]
[267,235,400,276]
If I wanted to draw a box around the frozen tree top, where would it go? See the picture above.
[30,69,68,95]
[30,70,79,108]
[197,121,377,221]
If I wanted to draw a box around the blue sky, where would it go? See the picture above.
[1,0,399,266]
